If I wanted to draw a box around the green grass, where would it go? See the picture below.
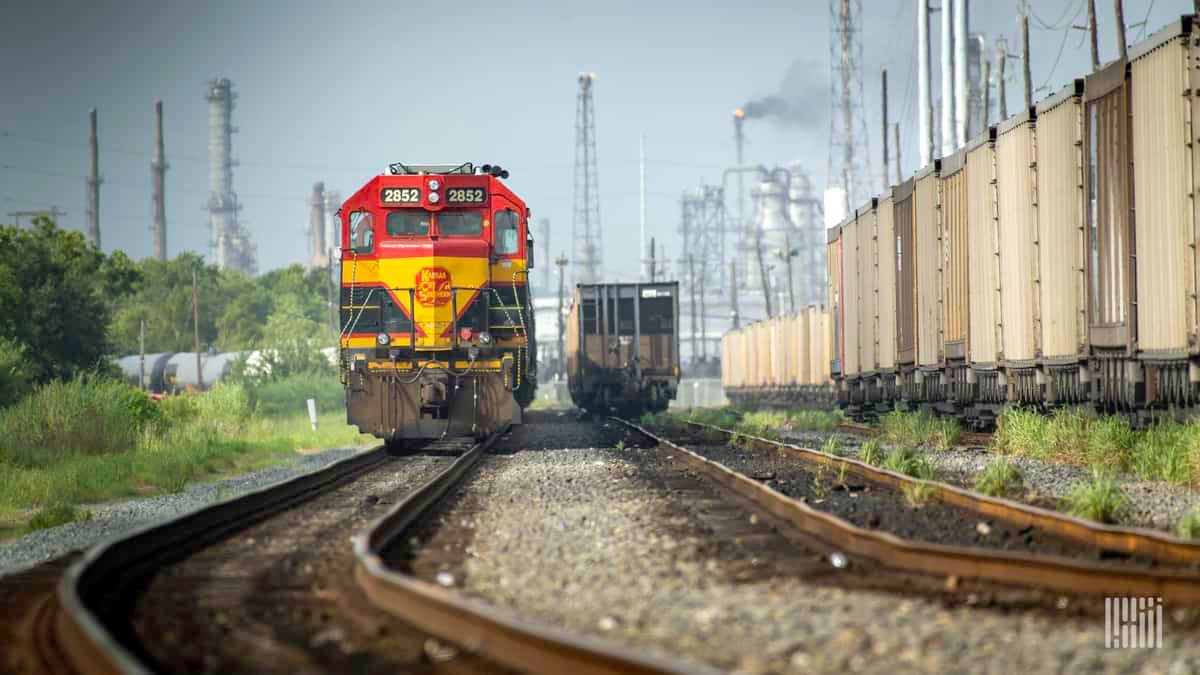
[27,502,88,532]
[991,408,1200,487]
[0,374,373,539]
[880,447,937,481]
[859,439,884,466]
[1176,509,1200,539]
[1062,467,1130,524]
[877,411,961,449]
[821,436,844,456]
[973,456,1022,497]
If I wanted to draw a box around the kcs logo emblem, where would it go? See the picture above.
[415,267,452,306]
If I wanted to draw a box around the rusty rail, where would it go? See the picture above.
[619,419,1200,603]
[53,445,391,675]
[353,432,710,675]
[700,420,1200,564]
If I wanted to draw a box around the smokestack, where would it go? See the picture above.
[309,182,327,269]
[953,0,968,148]
[940,0,954,157]
[86,109,100,247]
[733,109,746,230]
[918,0,933,166]
[151,100,167,260]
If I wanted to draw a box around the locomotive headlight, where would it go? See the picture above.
[376,332,391,346]
[428,192,440,204]
[478,330,493,346]
[428,179,441,191]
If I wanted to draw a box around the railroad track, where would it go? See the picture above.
[36,425,702,675]
[837,419,994,446]
[631,417,1200,603]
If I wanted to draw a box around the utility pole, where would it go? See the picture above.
[778,237,797,314]
[918,0,933,166]
[688,255,698,366]
[997,40,1008,120]
[85,109,101,248]
[894,123,902,182]
[730,259,740,329]
[139,319,146,391]
[699,258,707,362]
[982,59,992,130]
[755,237,773,318]
[649,237,657,281]
[152,100,167,260]
[1020,3,1032,111]
[1114,0,1127,61]
[1087,0,1100,71]
[881,68,890,191]
[639,131,647,279]
[555,253,568,379]
[192,268,203,390]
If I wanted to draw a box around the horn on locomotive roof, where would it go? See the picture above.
[387,162,474,176]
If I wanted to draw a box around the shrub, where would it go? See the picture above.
[0,376,159,468]
[0,336,32,407]
[973,456,1021,497]
[1063,467,1129,524]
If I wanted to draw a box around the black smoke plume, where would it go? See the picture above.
[740,59,826,129]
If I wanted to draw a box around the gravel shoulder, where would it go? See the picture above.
[408,415,1200,674]
[0,445,373,578]
[780,429,1200,533]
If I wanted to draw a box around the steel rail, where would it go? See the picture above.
[695,420,1200,565]
[53,445,391,675]
[619,419,1200,603]
[352,432,713,675]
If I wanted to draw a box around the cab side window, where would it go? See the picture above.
[349,210,374,253]
[495,209,520,255]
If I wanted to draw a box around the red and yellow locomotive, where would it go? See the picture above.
[338,163,536,446]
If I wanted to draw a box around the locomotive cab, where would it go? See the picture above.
[338,163,536,445]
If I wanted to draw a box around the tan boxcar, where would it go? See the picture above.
[995,111,1041,365]
[876,194,897,371]
[1084,58,1135,352]
[914,163,941,368]
[894,179,917,365]
[856,199,879,374]
[822,306,834,383]
[966,128,1002,365]
[940,149,970,361]
[1035,80,1088,362]
[827,225,844,378]
[798,310,812,385]
[1130,18,1199,355]
[842,215,861,377]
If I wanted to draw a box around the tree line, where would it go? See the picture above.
[0,217,336,405]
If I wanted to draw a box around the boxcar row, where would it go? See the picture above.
[826,16,1200,427]
[721,306,834,406]
[720,17,1200,427]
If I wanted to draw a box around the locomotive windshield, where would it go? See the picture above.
[386,211,429,236]
[438,211,483,236]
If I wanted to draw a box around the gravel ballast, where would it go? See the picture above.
[0,445,372,578]
[408,415,1200,673]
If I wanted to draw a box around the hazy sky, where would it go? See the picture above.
[0,0,1189,280]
